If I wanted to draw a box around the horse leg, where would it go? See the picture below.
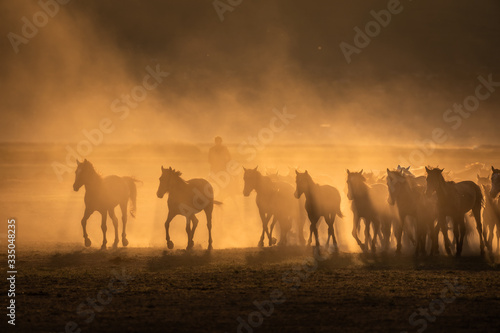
[328,216,338,253]
[81,208,93,247]
[120,203,129,247]
[164,211,176,249]
[205,206,213,251]
[473,206,485,255]
[352,214,365,252]
[269,217,278,246]
[371,219,381,253]
[364,220,373,252]
[452,218,461,256]
[108,207,119,249]
[440,216,452,256]
[185,216,193,250]
[100,210,108,250]
[258,212,271,247]
[308,223,314,246]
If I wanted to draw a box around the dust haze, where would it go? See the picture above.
[1,0,500,250]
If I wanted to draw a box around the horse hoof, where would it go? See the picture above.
[187,241,194,250]
[122,238,129,247]
[112,243,118,249]
[208,244,213,251]
[270,237,277,246]
[100,245,107,250]
[84,238,91,247]
[167,241,174,249]
[258,241,264,248]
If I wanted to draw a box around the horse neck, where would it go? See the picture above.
[434,177,453,201]
[170,176,188,193]
[303,177,317,200]
[255,175,274,195]
[83,170,102,192]
[351,180,369,201]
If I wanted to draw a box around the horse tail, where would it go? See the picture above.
[124,177,140,218]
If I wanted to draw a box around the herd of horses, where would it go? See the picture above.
[72,159,500,257]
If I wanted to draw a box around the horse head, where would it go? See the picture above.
[346,169,365,200]
[243,166,259,197]
[386,168,405,205]
[425,166,444,197]
[157,166,182,198]
[491,166,500,198]
[73,159,91,191]
[294,170,311,199]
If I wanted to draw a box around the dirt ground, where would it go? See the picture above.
[3,244,500,333]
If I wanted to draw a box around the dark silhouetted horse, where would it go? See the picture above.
[243,167,295,246]
[295,170,343,251]
[491,166,500,199]
[73,159,138,249]
[267,170,307,245]
[347,170,395,253]
[387,169,440,255]
[157,166,220,250]
[426,167,485,256]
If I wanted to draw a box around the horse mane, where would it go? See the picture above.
[82,160,101,178]
[164,166,187,184]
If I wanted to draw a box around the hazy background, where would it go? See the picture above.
[1,0,500,249]
[1,0,499,145]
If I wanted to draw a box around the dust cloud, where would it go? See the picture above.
[1,1,500,251]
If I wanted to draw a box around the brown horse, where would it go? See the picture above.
[157,166,220,250]
[491,166,500,199]
[243,167,296,246]
[426,167,485,256]
[73,159,139,249]
[295,170,343,251]
[347,170,396,253]
[387,169,440,255]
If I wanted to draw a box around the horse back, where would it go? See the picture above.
[84,175,129,211]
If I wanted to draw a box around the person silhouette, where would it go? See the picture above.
[208,136,231,174]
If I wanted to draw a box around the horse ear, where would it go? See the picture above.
[243,167,247,171]
[406,166,410,171]
[360,169,363,174]
[425,166,430,173]
[295,170,299,175]
[477,174,480,179]
[439,168,444,172]
[161,166,165,171]
[253,166,258,171]
[492,166,496,172]
[347,169,350,174]
[76,159,80,165]
[387,168,390,174]
[305,170,309,174]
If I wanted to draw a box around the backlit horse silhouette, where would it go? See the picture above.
[244,167,296,246]
[491,166,500,199]
[73,159,139,249]
[157,166,220,250]
[387,169,439,255]
[347,170,395,253]
[426,167,485,256]
[295,170,343,251]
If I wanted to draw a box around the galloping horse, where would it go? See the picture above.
[244,167,296,246]
[157,166,220,250]
[73,159,139,249]
[426,167,485,256]
[387,169,439,255]
[295,170,343,251]
[266,170,307,245]
[347,170,395,253]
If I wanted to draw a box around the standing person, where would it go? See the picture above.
[208,136,231,174]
